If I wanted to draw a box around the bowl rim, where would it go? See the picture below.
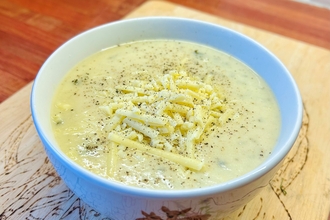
[31,16,303,199]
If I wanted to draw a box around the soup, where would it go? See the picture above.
[51,40,280,190]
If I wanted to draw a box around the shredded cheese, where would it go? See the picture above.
[108,133,204,171]
[102,70,234,171]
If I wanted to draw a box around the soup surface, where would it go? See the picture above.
[51,40,280,190]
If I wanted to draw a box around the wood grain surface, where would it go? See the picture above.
[167,0,330,49]
[0,0,329,103]
[1,1,330,220]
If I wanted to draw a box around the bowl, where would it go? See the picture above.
[30,17,302,219]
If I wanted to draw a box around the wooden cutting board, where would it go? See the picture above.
[1,1,329,219]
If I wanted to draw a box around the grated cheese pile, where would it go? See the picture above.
[101,70,235,171]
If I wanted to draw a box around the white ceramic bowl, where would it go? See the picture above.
[31,17,302,219]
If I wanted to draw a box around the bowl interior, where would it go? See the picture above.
[31,17,302,197]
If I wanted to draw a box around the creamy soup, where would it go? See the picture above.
[51,40,280,190]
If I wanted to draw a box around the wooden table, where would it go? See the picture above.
[1,1,330,219]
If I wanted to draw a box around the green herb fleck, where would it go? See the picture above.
[72,79,79,85]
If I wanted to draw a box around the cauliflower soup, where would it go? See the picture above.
[51,40,280,190]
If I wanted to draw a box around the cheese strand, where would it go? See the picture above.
[108,133,204,170]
